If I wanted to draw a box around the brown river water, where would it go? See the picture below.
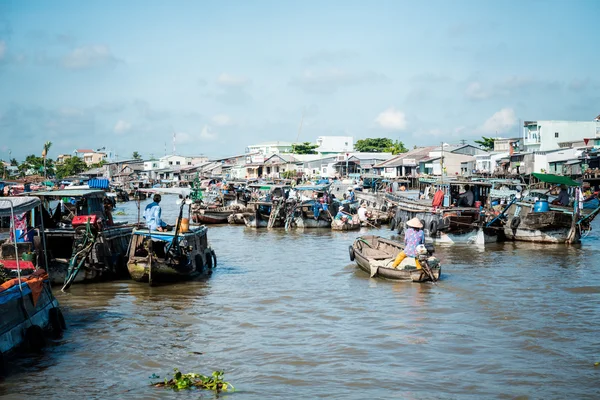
[1,195,599,399]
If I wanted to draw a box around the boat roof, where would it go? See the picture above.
[531,173,580,187]
[418,178,491,187]
[294,184,331,191]
[248,184,290,190]
[31,189,106,198]
[0,196,42,217]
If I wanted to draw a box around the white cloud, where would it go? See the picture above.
[465,82,490,100]
[211,114,233,126]
[200,125,217,141]
[480,108,517,134]
[217,73,249,87]
[0,41,6,60]
[62,45,117,69]
[374,107,407,130]
[114,120,131,134]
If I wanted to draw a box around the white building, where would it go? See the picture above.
[315,136,353,155]
[523,120,600,152]
[246,141,293,155]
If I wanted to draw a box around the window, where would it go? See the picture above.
[169,161,173,165]
[176,161,180,165]
[555,132,559,138]
[188,162,191,165]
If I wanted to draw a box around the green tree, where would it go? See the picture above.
[385,140,408,155]
[291,142,318,155]
[474,136,495,151]
[281,170,297,179]
[19,155,54,176]
[354,138,395,152]
[42,141,52,178]
[132,151,142,160]
[56,156,87,179]
[89,159,107,169]
[10,158,18,166]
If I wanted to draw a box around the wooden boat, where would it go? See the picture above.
[389,179,503,245]
[191,204,247,224]
[243,184,291,228]
[31,189,133,289]
[0,197,65,364]
[285,184,333,229]
[500,174,600,244]
[127,226,216,284]
[331,215,361,231]
[350,235,441,282]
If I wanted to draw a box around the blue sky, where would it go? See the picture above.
[1,0,599,161]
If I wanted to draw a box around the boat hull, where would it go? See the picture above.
[0,276,60,355]
[127,227,216,285]
[352,235,441,282]
[44,226,133,285]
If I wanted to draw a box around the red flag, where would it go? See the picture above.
[584,138,590,145]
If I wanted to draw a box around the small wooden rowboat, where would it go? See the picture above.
[331,216,361,231]
[349,235,441,282]
[127,227,216,285]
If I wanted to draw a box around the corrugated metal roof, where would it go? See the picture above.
[32,189,106,197]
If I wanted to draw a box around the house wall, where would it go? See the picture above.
[316,136,353,153]
[246,142,293,155]
[523,120,600,152]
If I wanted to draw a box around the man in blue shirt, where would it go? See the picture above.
[144,194,168,231]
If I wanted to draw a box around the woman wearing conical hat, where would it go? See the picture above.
[391,217,425,269]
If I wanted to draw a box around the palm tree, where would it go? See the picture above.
[42,141,52,179]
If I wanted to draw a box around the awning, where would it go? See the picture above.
[564,159,582,165]
[531,173,580,187]
[0,197,41,217]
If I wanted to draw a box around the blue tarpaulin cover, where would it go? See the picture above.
[88,178,110,190]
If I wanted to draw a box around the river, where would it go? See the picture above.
[1,195,599,399]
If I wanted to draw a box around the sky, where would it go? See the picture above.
[1,0,599,161]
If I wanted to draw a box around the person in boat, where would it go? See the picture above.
[103,197,114,227]
[457,184,474,207]
[391,217,425,269]
[144,194,169,232]
[347,188,355,202]
[357,203,368,222]
[551,184,570,206]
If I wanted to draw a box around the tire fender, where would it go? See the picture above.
[204,249,214,269]
[49,307,66,335]
[510,216,521,230]
[211,250,217,268]
[26,325,45,352]
[349,245,355,261]
[429,220,438,236]
[389,217,396,231]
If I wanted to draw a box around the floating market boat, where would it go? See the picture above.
[499,173,600,244]
[349,235,441,282]
[331,215,361,231]
[0,197,65,366]
[127,196,216,284]
[30,189,133,290]
[284,184,334,229]
[243,184,291,228]
[191,204,248,224]
[389,179,502,245]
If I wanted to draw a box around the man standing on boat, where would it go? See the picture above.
[144,194,169,232]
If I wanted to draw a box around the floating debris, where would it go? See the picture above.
[152,368,234,392]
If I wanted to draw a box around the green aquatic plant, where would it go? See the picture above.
[152,369,234,392]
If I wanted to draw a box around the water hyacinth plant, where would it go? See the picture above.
[152,369,234,392]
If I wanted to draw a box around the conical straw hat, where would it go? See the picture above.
[406,217,423,228]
